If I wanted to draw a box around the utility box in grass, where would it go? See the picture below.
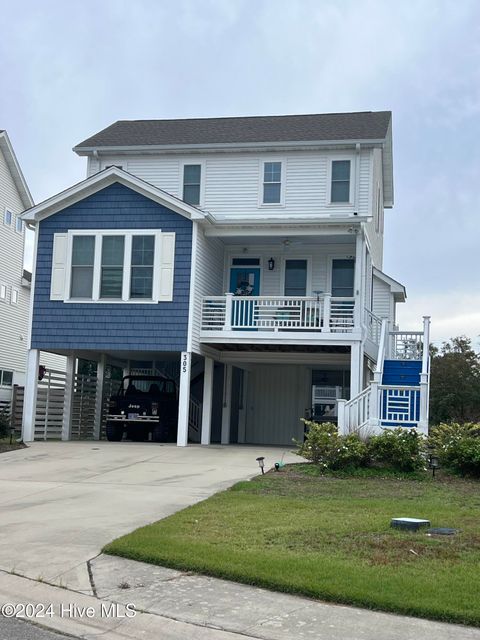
[391,517,430,531]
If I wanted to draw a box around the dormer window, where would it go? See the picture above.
[262,161,282,204]
[330,160,351,203]
[183,164,201,205]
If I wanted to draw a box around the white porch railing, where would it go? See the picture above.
[389,331,424,360]
[201,294,356,333]
[337,386,371,434]
[189,395,202,434]
[364,308,383,344]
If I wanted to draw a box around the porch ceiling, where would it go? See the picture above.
[221,234,356,247]
[209,343,350,353]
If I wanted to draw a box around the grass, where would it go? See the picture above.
[104,464,480,626]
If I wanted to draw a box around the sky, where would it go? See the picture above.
[0,0,479,348]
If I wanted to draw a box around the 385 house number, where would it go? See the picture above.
[182,353,189,374]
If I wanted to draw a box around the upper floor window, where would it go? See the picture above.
[0,283,6,301]
[100,235,125,298]
[4,209,12,226]
[71,236,95,299]
[11,287,19,305]
[330,160,351,203]
[262,161,282,204]
[0,369,13,387]
[183,164,201,205]
[15,216,23,233]
[130,235,154,299]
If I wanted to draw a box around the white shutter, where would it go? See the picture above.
[157,232,175,302]
[50,233,68,301]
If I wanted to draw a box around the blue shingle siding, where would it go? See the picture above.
[31,183,192,352]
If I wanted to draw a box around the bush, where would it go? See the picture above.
[296,421,369,470]
[368,428,425,472]
[429,422,480,477]
[0,408,10,439]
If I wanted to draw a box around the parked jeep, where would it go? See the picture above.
[106,375,178,442]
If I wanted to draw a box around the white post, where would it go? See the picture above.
[177,351,191,446]
[323,293,331,332]
[418,315,431,434]
[368,380,380,430]
[22,349,40,442]
[221,364,232,444]
[353,232,363,329]
[62,354,76,441]
[201,357,214,445]
[350,342,362,398]
[93,354,106,440]
[224,293,234,331]
[337,399,347,435]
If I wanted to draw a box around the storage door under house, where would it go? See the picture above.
[244,365,310,445]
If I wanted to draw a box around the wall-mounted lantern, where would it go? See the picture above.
[268,257,275,271]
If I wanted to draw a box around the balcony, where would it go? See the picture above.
[200,293,360,345]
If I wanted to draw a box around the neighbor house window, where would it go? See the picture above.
[0,369,13,386]
[15,216,23,234]
[70,236,95,299]
[100,235,125,298]
[130,235,154,299]
[4,209,12,226]
[11,288,19,305]
[262,161,282,204]
[0,283,6,301]
[330,160,351,203]
[182,164,201,205]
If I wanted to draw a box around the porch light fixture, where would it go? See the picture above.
[256,456,265,474]
[268,257,275,271]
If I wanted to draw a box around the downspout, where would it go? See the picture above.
[354,143,361,215]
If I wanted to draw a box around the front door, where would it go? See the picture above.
[229,267,260,329]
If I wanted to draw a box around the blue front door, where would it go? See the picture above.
[229,267,260,328]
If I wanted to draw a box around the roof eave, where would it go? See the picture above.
[0,131,34,209]
[21,167,206,224]
[73,138,388,156]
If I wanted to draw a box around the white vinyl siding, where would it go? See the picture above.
[364,147,383,268]
[372,275,392,320]
[88,149,375,219]
[0,145,30,378]
[190,227,224,353]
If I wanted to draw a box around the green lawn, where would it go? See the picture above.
[104,464,480,626]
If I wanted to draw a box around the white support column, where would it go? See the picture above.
[322,293,331,332]
[418,315,431,434]
[350,342,363,399]
[93,354,106,440]
[224,293,234,331]
[62,354,76,441]
[201,357,214,445]
[221,364,232,444]
[353,231,364,329]
[22,349,40,442]
[177,351,191,447]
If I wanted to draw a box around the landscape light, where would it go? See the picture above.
[256,456,265,474]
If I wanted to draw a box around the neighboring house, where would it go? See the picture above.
[21,112,430,445]
[0,131,66,411]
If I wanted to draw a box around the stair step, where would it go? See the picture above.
[382,360,422,386]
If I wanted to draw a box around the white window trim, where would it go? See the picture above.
[3,207,13,226]
[65,229,163,304]
[327,157,354,206]
[180,160,205,207]
[15,215,23,234]
[258,158,286,207]
[0,282,7,302]
[280,256,313,297]
[0,368,14,387]
[10,287,19,305]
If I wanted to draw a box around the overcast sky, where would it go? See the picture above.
[1,0,478,347]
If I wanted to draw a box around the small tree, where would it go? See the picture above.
[429,336,480,424]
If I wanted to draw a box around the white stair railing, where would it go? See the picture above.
[188,396,202,436]
[337,386,371,435]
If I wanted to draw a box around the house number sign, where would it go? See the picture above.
[182,352,190,374]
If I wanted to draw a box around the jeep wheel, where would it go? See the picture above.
[106,422,124,441]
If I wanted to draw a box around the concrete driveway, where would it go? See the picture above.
[0,441,297,593]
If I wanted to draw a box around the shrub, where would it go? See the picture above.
[428,422,480,477]
[296,421,369,471]
[368,428,425,472]
[0,408,10,439]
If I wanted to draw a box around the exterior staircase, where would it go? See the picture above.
[338,316,430,436]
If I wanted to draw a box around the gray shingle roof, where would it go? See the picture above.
[75,111,391,149]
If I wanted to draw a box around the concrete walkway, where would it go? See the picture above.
[1,556,478,640]
[0,441,297,592]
